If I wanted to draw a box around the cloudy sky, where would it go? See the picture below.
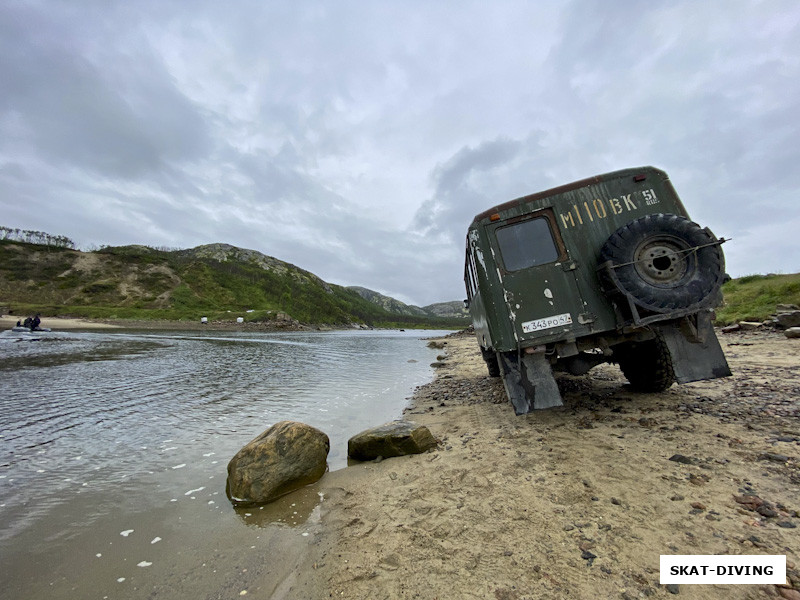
[1,1,798,306]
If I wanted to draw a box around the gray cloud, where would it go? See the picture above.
[1,1,799,306]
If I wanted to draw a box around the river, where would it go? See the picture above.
[0,327,448,598]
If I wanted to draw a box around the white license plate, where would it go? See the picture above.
[521,313,573,333]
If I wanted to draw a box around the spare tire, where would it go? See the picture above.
[599,213,725,313]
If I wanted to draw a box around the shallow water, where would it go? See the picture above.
[0,328,446,598]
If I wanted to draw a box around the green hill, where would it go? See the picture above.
[0,240,468,328]
[715,273,800,325]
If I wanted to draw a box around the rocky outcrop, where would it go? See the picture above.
[348,421,438,461]
[422,300,469,319]
[226,421,329,505]
[347,286,428,316]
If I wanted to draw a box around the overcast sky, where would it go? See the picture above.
[1,1,798,306]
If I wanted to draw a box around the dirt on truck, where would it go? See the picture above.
[464,166,731,414]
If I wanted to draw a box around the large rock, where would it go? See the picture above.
[226,421,329,505]
[348,421,438,461]
[785,327,800,339]
[776,310,800,328]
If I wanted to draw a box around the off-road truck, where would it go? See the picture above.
[464,166,730,414]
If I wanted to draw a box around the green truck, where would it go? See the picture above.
[464,166,731,414]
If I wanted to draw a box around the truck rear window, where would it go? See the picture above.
[495,217,559,271]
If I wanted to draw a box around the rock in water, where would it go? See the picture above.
[348,421,438,461]
[226,421,329,505]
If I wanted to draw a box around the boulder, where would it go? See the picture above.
[785,327,800,339]
[226,421,329,505]
[738,321,763,331]
[776,310,800,328]
[348,421,438,461]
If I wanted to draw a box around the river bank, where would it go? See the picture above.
[284,329,799,599]
[0,314,313,331]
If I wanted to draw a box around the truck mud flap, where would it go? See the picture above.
[654,321,732,383]
[498,353,564,415]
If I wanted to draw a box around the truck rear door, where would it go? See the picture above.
[489,208,591,346]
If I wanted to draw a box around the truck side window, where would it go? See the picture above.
[464,247,478,299]
[495,217,559,271]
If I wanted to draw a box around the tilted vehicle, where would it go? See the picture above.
[464,167,731,414]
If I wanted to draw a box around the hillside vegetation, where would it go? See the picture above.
[715,273,800,325]
[0,240,468,328]
[347,287,469,319]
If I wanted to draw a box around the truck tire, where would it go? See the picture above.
[614,332,675,392]
[599,214,725,313]
[481,346,501,377]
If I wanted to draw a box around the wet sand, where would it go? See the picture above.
[284,329,799,599]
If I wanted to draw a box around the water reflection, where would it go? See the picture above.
[233,484,325,528]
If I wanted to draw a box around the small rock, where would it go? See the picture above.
[757,504,778,518]
[777,521,797,529]
[666,583,680,595]
[785,327,800,339]
[738,321,763,330]
[348,421,438,461]
[721,323,741,333]
[760,453,790,463]
[777,303,800,312]
[690,502,707,510]
[733,495,764,510]
[581,550,597,560]
[670,494,685,501]
[669,454,696,465]
[778,588,800,600]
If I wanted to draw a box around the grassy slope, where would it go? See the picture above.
[715,273,800,325]
[0,241,468,328]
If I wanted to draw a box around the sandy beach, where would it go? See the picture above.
[0,314,309,331]
[0,314,123,330]
[281,329,799,599]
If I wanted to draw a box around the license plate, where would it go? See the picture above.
[521,313,573,333]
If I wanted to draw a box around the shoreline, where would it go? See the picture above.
[0,314,311,332]
[0,314,453,333]
[283,329,799,599]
